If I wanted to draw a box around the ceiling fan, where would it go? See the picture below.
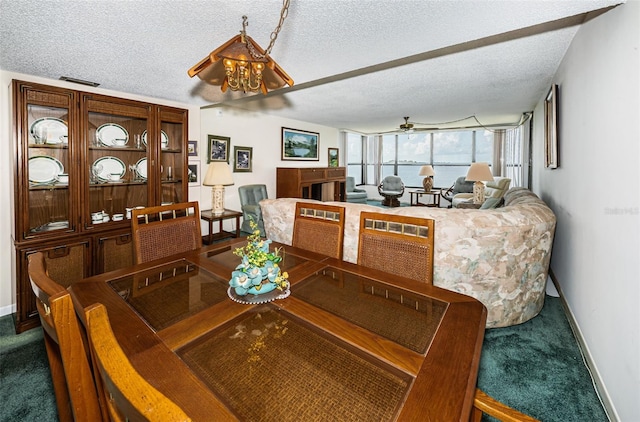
[380,116,430,134]
[399,116,414,132]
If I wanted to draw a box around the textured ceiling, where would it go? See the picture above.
[0,0,623,134]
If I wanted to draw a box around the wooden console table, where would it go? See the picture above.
[276,167,346,201]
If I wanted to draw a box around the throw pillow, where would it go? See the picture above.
[480,197,504,209]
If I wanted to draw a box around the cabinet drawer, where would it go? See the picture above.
[300,168,326,182]
[327,168,346,179]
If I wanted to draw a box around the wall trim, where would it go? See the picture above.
[548,268,617,421]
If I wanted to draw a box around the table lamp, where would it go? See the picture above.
[465,162,494,204]
[203,162,234,215]
[418,165,435,192]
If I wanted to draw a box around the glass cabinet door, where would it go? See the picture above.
[16,83,76,239]
[82,94,152,228]
[157,106,188,205]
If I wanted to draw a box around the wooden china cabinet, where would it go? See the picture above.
[10,80,188,332]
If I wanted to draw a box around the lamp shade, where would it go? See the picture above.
[203,162,234,186]
[418,165,435,177]
[465,163,493,182]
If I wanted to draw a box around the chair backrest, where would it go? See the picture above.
[454,176,475,194]
[379,175,404,192]
[484,177,511,199]
[27,252,103,422]
[471,388,539,422]
[292,202,345,259]
[357,212,435,284]
[84,303,192,422]
[238,184,268,207]
[346,176,356,193]
[131,202,201,264]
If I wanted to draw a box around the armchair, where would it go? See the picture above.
[239,184,268,236]
[452,177,511,209]
[378,175,404,207]
[441,176,475,208]
[345,176,368,203]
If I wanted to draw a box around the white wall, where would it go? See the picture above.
[531,2,639,420]
[197,106,339,231]
[0,71,201,316]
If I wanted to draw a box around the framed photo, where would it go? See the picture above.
[328,148,339,167]
[544,84,559,169]
[281,127,319,161]
[233,146,253,172]
[207,135,230,163]
[187,162,200,186]
[187,140,198,157]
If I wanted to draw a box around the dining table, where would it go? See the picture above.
[69,238,487,421]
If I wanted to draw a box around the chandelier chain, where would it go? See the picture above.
[245,0,290,60]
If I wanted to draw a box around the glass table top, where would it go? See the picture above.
[108,260,229,331]
[177,305,412,421]
[204,245,310,272]
[293,267,448,354]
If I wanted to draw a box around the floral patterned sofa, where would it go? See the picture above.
[259,187,556,328]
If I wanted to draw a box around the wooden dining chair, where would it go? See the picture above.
[27,252,102,422]
[131,201,202,264]
[84,303,192,422]
[292,202,346,259]
[357,212,435,284]
[471,388,540,421]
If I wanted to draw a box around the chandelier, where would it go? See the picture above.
[188,0,293,94]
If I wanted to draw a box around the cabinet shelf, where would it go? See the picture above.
[29,183,69,190]
[28,143,68,149]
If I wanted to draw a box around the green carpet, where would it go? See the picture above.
[0,296,608,421]
[0,316,59,421]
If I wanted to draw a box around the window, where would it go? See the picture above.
[348,130,494,188]
[346,133,364,184]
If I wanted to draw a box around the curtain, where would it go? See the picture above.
[502,125,524,187]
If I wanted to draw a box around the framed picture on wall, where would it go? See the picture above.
[187,162,200,186]
[281,127,319,161]
[207,135,230,163]
[187,140,198,157]
[328,148,339,167]
[544,84,559,169]
[234,146,253,172]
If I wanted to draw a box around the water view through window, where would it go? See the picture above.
[347,130,494,188]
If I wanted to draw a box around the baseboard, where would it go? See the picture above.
[0,303,16,318]
[548,269,618,422]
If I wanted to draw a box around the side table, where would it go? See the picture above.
[200,209,242,245]
[456,202,482,209]
[410,189,441,207]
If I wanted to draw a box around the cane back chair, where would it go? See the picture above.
[292,202,346,259]
[131,201,202,264]
[357,212,435,284]
[84,303,192,422]
[27,252,102,422]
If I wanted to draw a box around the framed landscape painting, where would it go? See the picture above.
[328,148,339,167]
[282,127,319,161]
[207,134,229,163]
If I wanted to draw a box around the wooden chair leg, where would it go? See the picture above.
[43,332,73,422]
